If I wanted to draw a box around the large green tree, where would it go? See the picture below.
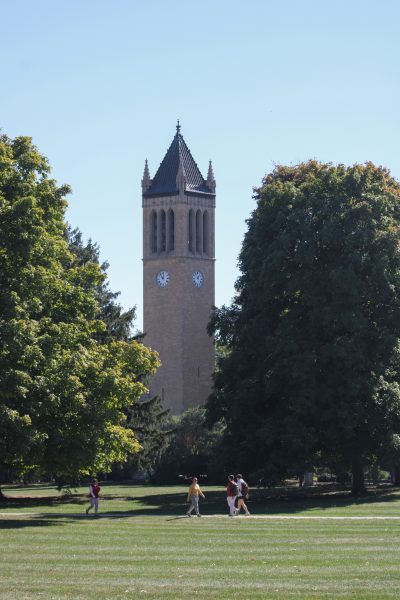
[208,161,400,494]
[67,229,171,477]
[0,134,159,490]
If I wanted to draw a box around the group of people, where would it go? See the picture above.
[186,473,250,517]
[84,474,251,518]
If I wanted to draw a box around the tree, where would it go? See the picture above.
[208,161,400,494]
[123,395,172,477]
[153,407,225,483]
[0,134,160,492]
[67,229,172,478]
[67,227,137,343]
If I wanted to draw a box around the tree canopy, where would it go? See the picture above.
[152,406,225,484]
[208,161,400,494]
[0,134,159,487]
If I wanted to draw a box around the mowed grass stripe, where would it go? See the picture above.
[2,485,400,599]
[3,512,400,520]
[3,483,400,517]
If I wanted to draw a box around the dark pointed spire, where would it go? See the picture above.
[141,159,152,192]
[176,119,181,134]
[206,160,216,193]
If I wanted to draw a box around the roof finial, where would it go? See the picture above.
[142,158,152,192]
[207,160,216,193]
[176,119,181,134]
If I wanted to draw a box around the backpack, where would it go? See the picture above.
[230,481,238,496]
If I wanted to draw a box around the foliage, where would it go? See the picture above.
[67,229,171,480]
[110,395,172,479]
[67,227,137,343]
[208,161,400,494]
[152,406,225,484]
[0,134,160,487]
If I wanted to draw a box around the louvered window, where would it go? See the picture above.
[151,210,157,253]
[160,210,166,252]
[188,209,194,252]
[168,210,175,251]
[196,210,201,253]
[203,211,209,254]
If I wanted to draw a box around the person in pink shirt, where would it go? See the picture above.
[86,478,101,516]
[226,474,238,516]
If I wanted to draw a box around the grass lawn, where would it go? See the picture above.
[1,483,400,599]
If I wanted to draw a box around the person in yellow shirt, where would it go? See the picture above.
[186,477,205,517]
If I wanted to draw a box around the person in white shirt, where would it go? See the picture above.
[226,475,238,516]
[235,474,250,515]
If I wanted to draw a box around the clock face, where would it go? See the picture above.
[192,271,204,288]
[156,270,170,287]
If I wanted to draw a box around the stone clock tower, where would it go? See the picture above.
[142,123,216,414]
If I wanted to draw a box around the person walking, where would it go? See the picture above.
[227,475,238,516]
[186,477,205,517]
[86,478,101,516]
[235,473,250,515]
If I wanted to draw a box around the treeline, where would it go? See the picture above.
[3,135,400,496]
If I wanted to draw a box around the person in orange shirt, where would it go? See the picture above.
[186,477,205,517]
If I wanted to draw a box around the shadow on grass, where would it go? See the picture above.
[0,495,87,510]
[242,485,400,515]
[1,485,399,528]
[128,486,400,517]
[0,518,65,530]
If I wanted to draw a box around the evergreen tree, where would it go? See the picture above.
[153,407,225,483]
[126,395,172,476]
[67,227,137,342]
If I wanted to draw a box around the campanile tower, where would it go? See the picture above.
[142,123,216,414]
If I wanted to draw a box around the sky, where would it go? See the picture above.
[1,0,399,329]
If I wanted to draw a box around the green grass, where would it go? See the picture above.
[1,483,400,599]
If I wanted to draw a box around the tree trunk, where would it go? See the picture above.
[391,466,400,486]
[351,457,367,496]
[304,472,314,487]
[0,486,5,502]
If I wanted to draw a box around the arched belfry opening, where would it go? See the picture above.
[151,210,157,254]
[168,209,175,252]
[188,209,194,253]
[195,210,201,254]
[160,210,166,252]
[203,211,209,255]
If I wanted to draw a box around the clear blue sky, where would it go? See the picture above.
[1,0,399,328]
